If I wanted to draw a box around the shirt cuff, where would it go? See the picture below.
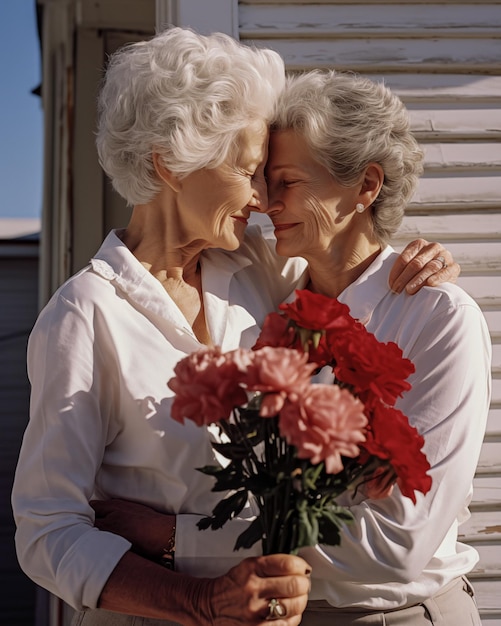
[56,529,131,610]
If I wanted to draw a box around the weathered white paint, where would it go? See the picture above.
[422,143,501,170]
[408,108,501,139]
[156,0,238,36]
[397,214,501,239]
[485,408,501,435]
[244,37,501,72]
[240,3,501,37]
[411,176,501,208]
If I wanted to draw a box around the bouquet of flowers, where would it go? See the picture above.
[168,290,431,555]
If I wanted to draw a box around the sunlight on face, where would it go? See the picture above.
[265,130,361,260]
[176,120,269,251]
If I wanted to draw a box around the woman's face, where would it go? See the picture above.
[265,130,363,260]
[176,120,269,251]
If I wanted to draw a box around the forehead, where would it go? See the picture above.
[267,130,313,169]
[236,120,269,165]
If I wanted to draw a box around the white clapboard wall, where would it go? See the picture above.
[238,1,501,622]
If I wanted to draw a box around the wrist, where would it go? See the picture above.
[158,515,176,569]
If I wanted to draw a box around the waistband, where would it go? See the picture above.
[305,576,469,615]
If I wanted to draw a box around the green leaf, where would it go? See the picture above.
[295,505,320,549]
[317,516,342,546]
[197,516,214,531]
[234,517,263,551]
[208,490,248,529]
[197,463,246,492]
[317,506,355,546]
[196,464,225,476]
[212,441,249,461]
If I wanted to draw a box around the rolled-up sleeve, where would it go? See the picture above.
[12,294,131,610]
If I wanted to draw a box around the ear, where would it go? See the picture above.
[152,152,182,193]
[358,163,384,208]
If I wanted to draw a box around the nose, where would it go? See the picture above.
[249,175,269,213]
[264,183,282,217]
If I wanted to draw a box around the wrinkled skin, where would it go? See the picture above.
[388,239,459,294]
[92,499,311,625]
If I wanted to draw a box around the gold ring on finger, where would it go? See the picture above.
[266,598,287,620]
[436,255,447,269]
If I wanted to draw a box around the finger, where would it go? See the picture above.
[255,573,311,603]
[427,260,460,287]
[259,596,308,624]
[404,257,460,295]
[254,554,312,578]
[388,238,429,290]
[390,243,450,294]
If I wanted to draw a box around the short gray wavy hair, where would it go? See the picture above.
[272,71,424,244]
[96,27,285,205]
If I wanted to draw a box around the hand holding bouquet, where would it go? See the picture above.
[168,290,431,555]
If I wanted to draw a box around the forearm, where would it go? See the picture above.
[92,499,261,578]
[98,551,213,626]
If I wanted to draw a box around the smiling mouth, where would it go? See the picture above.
[274,223,299,232]
[232,216,249,225]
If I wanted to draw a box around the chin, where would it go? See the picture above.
[275,241,299,258]
[218,234,243,251]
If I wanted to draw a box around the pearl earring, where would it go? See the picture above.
[355,203,365,213]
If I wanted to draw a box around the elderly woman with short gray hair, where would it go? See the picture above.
[262,69,490,625]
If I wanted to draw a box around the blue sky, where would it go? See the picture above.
[0,0,43,219]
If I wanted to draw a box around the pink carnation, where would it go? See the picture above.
[168,347,247,426]
[279,384,367,474]
[244,347,318,416]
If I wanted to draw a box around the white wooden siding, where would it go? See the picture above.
[239,0,501,620]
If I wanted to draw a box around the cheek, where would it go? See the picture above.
[301,194,337,237]
[221,177,252,206]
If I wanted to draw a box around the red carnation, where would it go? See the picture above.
[279,289,355,331]
[331,328,415,408]
[362,403,432,503]
[168,347,247,425]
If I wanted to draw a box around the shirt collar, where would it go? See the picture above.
[338,245,397,324]
[89,229,256,344]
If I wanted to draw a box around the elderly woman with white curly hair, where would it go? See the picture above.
[12,27,460,626]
